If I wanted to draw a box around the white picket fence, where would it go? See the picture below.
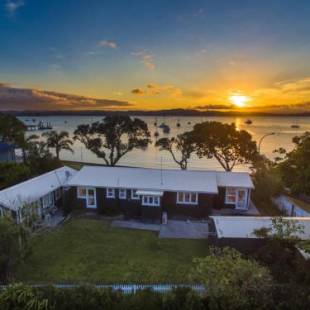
[1,284,206,295]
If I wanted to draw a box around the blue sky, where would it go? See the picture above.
[0,0,310,111]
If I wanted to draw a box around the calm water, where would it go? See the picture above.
[19,115,310,172]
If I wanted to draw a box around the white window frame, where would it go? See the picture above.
[119,188,127,200]
[225,187,237,205]
[225,187,248,209]
[176,192,198,205]
[106,188,116,199]
[77,186,87,199]
[43,192,54,208]
[131,189,140,200]
[142,195,160,207]
[86,187,97,208]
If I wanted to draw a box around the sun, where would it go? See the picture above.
[229,95,250,108]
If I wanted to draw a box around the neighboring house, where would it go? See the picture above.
[210,216,310,240]
[66,166,254,221]
[273,195,310,217]
[0,166,77,223]
[0,143,16,162]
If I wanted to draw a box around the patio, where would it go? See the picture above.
[211,201,260,216]
[111,219,209,239]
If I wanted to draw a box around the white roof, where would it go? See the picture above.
[67,165,254,194]
[211,216,310,240]
[0,166,77,211]
[216,172,254,188]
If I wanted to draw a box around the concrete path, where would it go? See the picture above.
[159,220,208,239]
[111,220,161,232]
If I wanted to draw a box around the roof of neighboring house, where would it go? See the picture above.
[286,196,310,213]
[67,165,254,194]
[0,166,77,211]
[0,143,15,152]
[210,216,310,240]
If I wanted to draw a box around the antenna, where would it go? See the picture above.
[160,157,163,185]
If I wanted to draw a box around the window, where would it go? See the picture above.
[43,193,54,208]
[131,189,140,200]
[87,188,96,207]
[225,188,237,204]
[77,187,86,198]
[106,188,115,198]
[142,195,160,207]
[55,188,62,200]
[119,189,127,199]
[177,192,198,205]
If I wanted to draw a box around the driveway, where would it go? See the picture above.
[159,220,209,239]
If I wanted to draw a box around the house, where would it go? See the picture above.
[66,165,254,221]
[210,216,310,240]
[0,143,16,163]
[0,166,77,224]
[273,195,310,217]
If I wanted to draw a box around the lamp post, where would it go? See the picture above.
[258,132,276,153]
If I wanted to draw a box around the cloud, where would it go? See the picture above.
[5,0,24,15]
[195,104,234,110]
[131,51,155,70]
[131,83,182,97]
[98,40,118,49]
[0,83,132,111]
[131,88,145,95]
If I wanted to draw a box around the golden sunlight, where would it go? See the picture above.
[229,95,250,108]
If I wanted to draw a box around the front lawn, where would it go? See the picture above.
[15,218,208,284]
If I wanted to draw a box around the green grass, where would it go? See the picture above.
[15,219,208,284]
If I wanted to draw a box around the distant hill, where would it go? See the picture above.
[3,109,310,117]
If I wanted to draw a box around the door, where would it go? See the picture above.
[236,189,248,210]
[86,188,97,209]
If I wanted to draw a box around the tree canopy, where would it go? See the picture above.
[191,246,273,309]
[275,132,310,195]
[42,131,74,159]
[192,121,258,171]
[0,218,30,282]
[74,115,151,166]
[155,132,195,170]
[0,113,26,144]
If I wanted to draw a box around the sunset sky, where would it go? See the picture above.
[0,0,310,112]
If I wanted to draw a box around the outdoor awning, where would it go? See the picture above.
[136,190,164,197]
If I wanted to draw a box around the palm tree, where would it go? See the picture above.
[42,130,74,159]
[16,134,39,162]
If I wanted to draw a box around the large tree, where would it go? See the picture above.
[0,113,26,144]
[42,130,74,160]
[0,218,30,282]
[192,121,258,171]
[74,115,151,166]
[155,132,195,170]
[191,247,273,309]
[17,134,40,163]
[275,132,310,195]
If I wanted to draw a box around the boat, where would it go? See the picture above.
[162,125,170,134]
[291,124,300,129]
[245,119,252,125]
[38,121,53,130]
